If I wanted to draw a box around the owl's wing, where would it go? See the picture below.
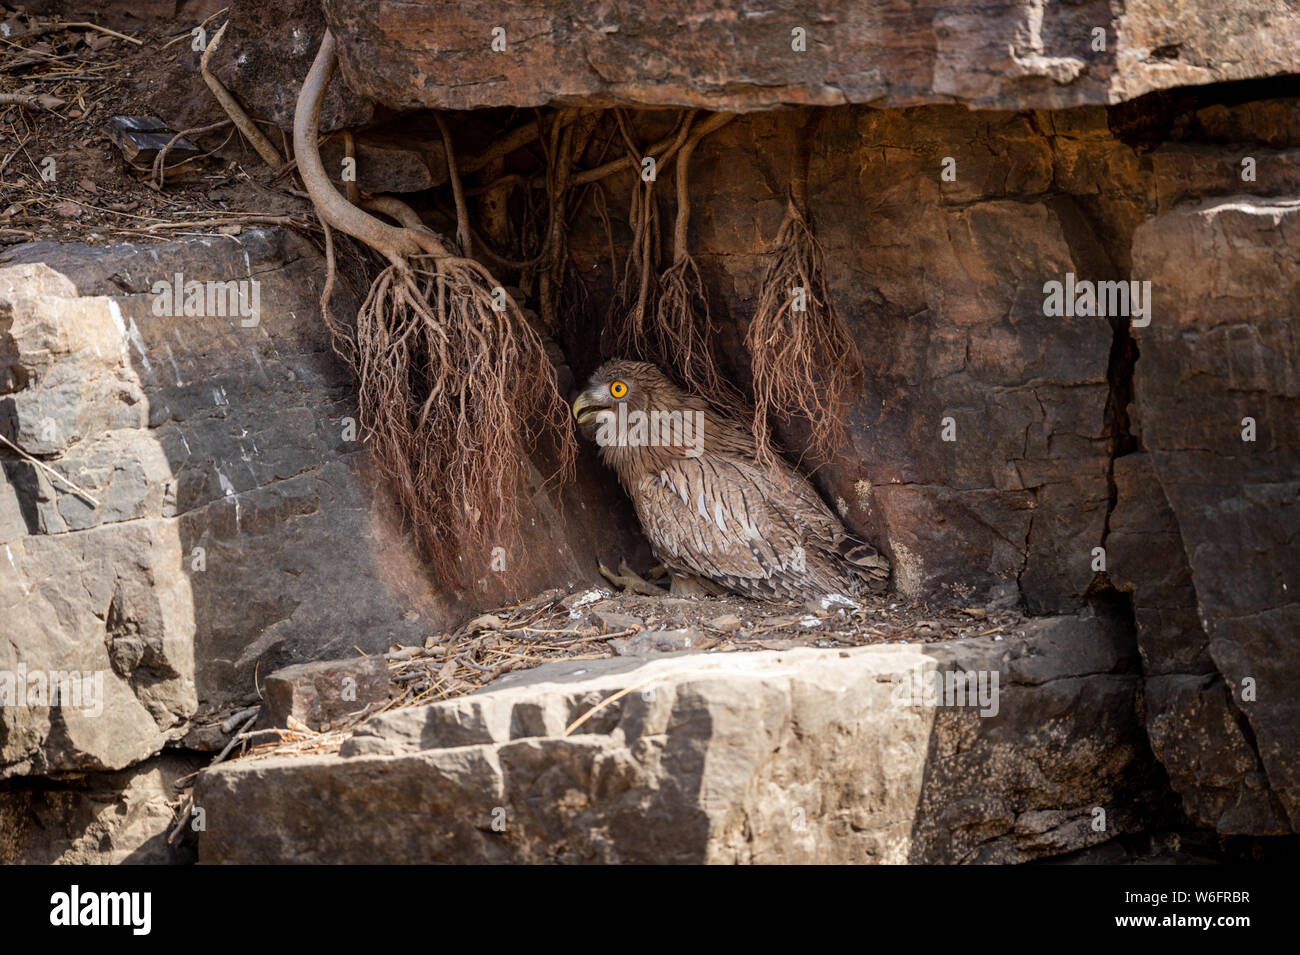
[630,454,826,592]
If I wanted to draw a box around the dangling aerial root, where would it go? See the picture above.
[294,32,575,586]
[748,109,861,466]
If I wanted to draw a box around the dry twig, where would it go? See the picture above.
[0,433,100,506]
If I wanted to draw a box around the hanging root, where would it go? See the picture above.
[295,32,575,587]
[747,109,861,465]
[609,109,674,346]
[654,112,745,409]
[613,111,744,410]
[352,255,573,584]
[654,254,745,411]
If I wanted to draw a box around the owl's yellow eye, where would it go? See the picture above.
[610,380,628,399]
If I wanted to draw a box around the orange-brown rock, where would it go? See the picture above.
[323,0,1300,112]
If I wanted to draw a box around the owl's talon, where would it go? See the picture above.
[598,558,669,596]
[597,557,619,585]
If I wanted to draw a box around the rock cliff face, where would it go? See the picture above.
[548,95,1299,838]
[1128,197,1300,832]
[2,0,1297,861]
[1,233,423,782]
[0,231,643,782]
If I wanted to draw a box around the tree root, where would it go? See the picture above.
[615,110,744,410]
[151,120,233,189]
[0,92,62,114]
[609,109,687,348]
[294,33,421,257]
[200,21,283,172]
[747,109,860,466]
[294,31,575,587]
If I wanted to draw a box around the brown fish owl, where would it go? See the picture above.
[572,360,889,601]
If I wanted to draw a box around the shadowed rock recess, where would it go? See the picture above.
[2,1,1297,862]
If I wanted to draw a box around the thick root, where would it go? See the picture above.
[200,20,283,172]
[295,32,576,587]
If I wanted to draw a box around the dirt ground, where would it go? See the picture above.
[0,4,307,251]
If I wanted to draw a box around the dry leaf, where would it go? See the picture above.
[464,613,506,632]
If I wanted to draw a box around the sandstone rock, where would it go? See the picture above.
[0,229,643,779]
[707,613,743,632]
[1107,452,1279,832]
[178,721,229,752]
[263,656,389,731]
[1148,144,1300,215]
[19,1,226,28]
[318,129,448,194]
[1193,98,1300,148]
[323,0,1300,113]
[210,0,373,132]
[588,609,644,633]
[0,751,204,864]
[607,628,711,656]
[195,613,1165,863]
[1130,196,1300,833]
[1109,452,1213,677]
[1143,674,1289,834]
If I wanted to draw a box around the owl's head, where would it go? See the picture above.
[571,359,683,437]
[572,359,753,472]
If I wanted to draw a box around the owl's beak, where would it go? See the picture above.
[572,390,608,425]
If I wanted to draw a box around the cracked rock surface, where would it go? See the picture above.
[2,4,1298,859]
[0,229,638,782]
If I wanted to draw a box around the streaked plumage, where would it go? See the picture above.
[572,360,889,601]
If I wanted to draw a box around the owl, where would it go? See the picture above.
[572,359,889,601]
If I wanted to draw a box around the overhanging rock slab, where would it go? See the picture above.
[323,0,1300,112]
